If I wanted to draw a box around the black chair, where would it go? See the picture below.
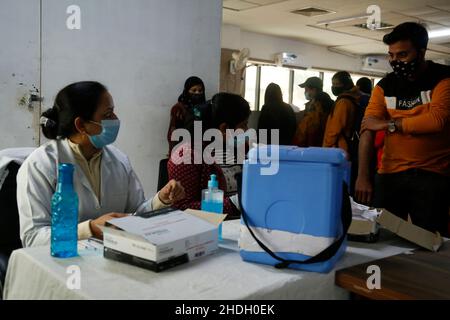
[0,252,7,298]
[157,158,169,191]
[0,161,22,298]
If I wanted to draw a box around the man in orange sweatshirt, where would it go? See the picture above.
[323,71,361,154]
[355,22,450,236]
[323,71,362,195]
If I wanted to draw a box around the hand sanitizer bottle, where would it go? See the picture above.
[201,174,224,241]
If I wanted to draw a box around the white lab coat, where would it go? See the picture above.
[17,139,154,247]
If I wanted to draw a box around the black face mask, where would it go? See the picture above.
[390,58,419,79]
[332,86,345,97]
[188,93,204,106]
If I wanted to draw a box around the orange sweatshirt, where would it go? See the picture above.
[294,100,329,147]
[323,86,361,152]
[363,61,450,176]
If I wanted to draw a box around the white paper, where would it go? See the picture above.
[350,197,381,222]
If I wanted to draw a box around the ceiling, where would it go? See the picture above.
[223,0,450,60]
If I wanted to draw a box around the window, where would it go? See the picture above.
[351,74,364,85]
[244,63,383,111]
[322,70,335,99]
[259,66,290,110]
[244,65,258,110]
[292,69,321,111]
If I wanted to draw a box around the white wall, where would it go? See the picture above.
[221,24,370,74]
[0,0,222,198]
[45,0,222,197]
[0,0,41,149]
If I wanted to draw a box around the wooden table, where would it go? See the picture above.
[335,240,450,299]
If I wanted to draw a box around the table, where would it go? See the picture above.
[335,240,450,299]
[3,220,417,300]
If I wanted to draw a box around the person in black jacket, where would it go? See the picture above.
[257,83,296,145]
[167,76,206,155]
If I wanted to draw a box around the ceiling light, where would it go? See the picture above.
[354,22,394,30]
[316,14,369,26]
[429,28,450,39]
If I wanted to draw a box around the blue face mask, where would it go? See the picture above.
[88,119,120,148]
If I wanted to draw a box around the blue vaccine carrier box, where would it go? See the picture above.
[239,146,350,273]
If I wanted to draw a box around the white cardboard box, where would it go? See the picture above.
[102,208,226,270]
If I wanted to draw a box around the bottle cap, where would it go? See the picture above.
[58,163,74,172]
[208,174,218,188]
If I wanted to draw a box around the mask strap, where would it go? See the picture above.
[88,120,102,127]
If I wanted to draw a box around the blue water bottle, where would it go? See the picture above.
[51,163,79,258]
[201,174,224,241]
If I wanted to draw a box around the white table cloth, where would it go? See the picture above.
[3,220,417,300]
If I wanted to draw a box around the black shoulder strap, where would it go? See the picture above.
[336,95,361,146]
[235,172,351,269]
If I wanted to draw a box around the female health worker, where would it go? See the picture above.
[17,81,185,247]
